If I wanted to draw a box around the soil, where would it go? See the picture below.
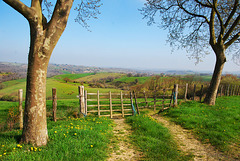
[107,118,142,161]
[152,114,234,161]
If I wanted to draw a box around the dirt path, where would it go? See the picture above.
[152,114,232,161]
[107,118,142,161]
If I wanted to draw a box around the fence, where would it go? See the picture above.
[133,84,178,112]
[14,83,239,125]
[78,86,136,118]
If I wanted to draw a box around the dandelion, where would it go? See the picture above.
[0,155,2,157]
[13,148,16,150]
[90,145,93,148]
[2,145,4,147]
[3,153,6,155]
[34,147,37,152]
[54,131,57,134]
[30,147,34,151]
[17,144,21,148]
[74,133,77,136]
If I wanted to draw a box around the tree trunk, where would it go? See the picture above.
[21,58,49,146]
[3,0,74,147]
[204,51,226,105]
[21,23,50,146]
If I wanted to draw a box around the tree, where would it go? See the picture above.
[3,0,101,146]
[140,0,240,105]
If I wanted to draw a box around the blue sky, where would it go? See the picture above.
[0,0,239,73]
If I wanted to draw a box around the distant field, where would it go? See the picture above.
[113,76,150,84]
[52,73,95,82]
[0,74,122,100]
[0,73,215,101]
[74,73,126,82]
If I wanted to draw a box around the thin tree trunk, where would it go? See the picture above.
[204,55,226,105]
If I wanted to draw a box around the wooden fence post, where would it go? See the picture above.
[133,91,140,115]
[109,91,113,119]
[52,88,57,122]
[162,89,166,108]
[143,91,148,108]
[121,91,124,118]
[78,86,85,115]
[18,89,23,130]
[199,85,203,102]
[193,84,196,100]
[220,85,223,97]
[227,84,230,96]
[97,90,100,117]
[154,90,156,112]
[173,84,178,106]
[130,92,134,116]
[184,83,188,101]
[233,85,237,96]
[85,90,87,115]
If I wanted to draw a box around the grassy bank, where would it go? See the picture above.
[126,115,193,160]
[0,117,113,161]
[162,96,240,159]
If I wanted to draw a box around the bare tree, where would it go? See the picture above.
[2,0,102,146]
[140,0,240,105]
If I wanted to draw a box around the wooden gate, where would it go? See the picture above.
[79,86,135,118]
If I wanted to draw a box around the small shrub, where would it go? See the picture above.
[0,95,16,102]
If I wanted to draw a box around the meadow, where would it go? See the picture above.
[162,96,240,159]
[0,73,239,160]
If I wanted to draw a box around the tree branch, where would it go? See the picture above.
[176,0,209,23]
[31,0,41,8]
[225,32,240,48]
[224,0,239,29]
[194,0,212,8]
[212,0,225,43]
[223,14,240,42]
[209,7,216,46]
[3,0,33,21]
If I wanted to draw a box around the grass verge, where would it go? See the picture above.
[126,115,193,160]
[0,117,113,161]
[162,96,240,159]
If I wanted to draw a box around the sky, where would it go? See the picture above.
[0,0,239,73]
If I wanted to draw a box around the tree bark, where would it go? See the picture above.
[19,0,73,146]
[204,51,226,105]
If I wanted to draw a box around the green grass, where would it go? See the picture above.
[113,76,150,84]
[0,117,113,161]
[0,78,122,100]
[0,101,19,127]
[162,96,240,159]
[126,115,193,160]
[74,73,125,82]
[51,73,95,82]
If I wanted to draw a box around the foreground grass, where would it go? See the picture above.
[126,115,193,161]
[0,117,113,161]
[162,96,240,159]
